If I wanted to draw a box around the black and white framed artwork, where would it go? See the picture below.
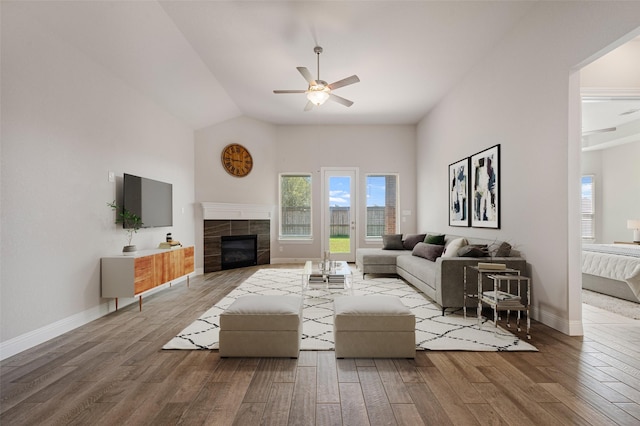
[471,144,500,229]
[448,157,470,227]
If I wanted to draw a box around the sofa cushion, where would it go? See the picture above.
[358,248,406,264]
[402,234,426,250]
[490,241,512,257]
[424,234,446,245]
[458,244,489,257]
[412,242,444,261]
[396,254,438,292]
[382,234,404,250]
[442,237,467,258]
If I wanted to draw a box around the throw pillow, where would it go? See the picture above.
[382,234,404,250]
[424,234,446,245]
[457,244,489,257]
[402,234,426,250]
[491,241,512,257]
[412,242,445,261]
[442,237,468,258]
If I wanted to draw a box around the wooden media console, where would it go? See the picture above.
[101,246,194,310]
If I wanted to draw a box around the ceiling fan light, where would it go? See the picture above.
[306,85,330,106]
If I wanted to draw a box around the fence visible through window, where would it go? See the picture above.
[281,206,390,237]
[280,207,311,236]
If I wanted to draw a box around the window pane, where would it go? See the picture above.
[329,176,351,253]
[366,174,398,237]
[280,174,312,237]
[581,176,594,214]
[581,175,594,239]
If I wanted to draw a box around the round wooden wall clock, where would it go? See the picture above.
[221,143,253,177]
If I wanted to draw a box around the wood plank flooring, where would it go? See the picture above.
[1,264,639,425]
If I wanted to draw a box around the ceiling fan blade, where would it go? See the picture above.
[328,75,360,90]
[304,101,314,111]
[329,93,354,107]
[582,127,616,135]
[297,67,316,85]
[273,90,306,94]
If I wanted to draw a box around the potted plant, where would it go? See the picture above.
[107,201,143,254]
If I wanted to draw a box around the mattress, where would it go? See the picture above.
[582,244,640,300]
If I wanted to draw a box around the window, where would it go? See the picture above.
[581,175,595,240]
[279,174,312,239]
[366,174,399,238]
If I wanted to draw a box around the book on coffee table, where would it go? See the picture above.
[308,274,325,284]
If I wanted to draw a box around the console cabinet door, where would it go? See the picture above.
[168,250,183,281]
[134,256,155,294]
[155,252,168,285]
[184,246,195,275]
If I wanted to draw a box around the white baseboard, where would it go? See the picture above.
[0,302,110,361]
[532,306,583,336]
[0,274,198,361]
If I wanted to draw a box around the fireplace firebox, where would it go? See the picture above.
[221,235,258,270]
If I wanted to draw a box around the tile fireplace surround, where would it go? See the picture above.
[202,203,273,273]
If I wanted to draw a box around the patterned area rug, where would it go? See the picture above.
[163,268,537,352]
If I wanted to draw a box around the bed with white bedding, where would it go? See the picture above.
[582,244,640,303]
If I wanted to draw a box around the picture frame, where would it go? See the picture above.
[471,144,500,229]
[448,157,470,227]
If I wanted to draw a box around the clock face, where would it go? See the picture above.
[221,143,253,177]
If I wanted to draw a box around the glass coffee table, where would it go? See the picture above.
[302,260,353,294]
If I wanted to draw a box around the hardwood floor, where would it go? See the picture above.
[1,264,639,425]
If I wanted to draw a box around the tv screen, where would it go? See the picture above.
[123,173,173,228]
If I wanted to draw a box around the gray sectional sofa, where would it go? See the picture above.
[356,233,527,314]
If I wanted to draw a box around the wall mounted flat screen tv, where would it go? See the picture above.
[123,173,173,228]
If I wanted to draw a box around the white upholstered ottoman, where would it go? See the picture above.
[333,295,415,358]
[219,295,303,358]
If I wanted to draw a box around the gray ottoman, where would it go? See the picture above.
[219,295,303,358]
[333,295,415,358]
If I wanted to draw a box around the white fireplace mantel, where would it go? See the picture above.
[201,202,274,220]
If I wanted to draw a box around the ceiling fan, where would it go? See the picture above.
[273,46,360,111]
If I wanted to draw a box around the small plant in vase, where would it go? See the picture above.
[107,201,143,254]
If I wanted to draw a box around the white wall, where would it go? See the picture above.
[194,115,278,269]
[194,121,416,267]
[275,125,417,261]
[581,143,640,244]
[1,4,196,358]
[581,37,640,89]
[416,1,640,335]
[600,142,640,242]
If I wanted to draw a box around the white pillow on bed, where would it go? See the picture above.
[442,237,467,258]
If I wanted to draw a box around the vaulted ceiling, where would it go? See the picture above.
[15,1,535,129]
[12,0,639,141]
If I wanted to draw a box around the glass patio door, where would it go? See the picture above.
[322,168,357,262]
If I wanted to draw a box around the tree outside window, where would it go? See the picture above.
[280,174,312,238]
